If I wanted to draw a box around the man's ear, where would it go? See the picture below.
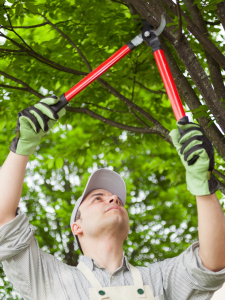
[72,222,83,236]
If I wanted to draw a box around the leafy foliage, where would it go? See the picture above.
[0,0,225,298]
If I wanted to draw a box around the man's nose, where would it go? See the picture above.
[109,195,120,205]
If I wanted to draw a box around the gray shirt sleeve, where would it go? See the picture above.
[158,242,225,299]
[0,210,53,300]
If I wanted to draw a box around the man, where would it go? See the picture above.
[0,97,225,300]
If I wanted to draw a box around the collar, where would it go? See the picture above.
[79,255,131,273]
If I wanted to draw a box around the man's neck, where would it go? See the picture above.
[83,238,124,274]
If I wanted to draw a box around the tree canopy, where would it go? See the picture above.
[0,0,225,298]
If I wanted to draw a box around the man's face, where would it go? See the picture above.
[72,189,130,243]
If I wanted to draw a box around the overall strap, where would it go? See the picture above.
[128,263,147,299]
[77,261,103,289]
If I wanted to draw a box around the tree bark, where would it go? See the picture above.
[127,0,225,134]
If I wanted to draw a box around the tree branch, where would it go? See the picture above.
[0,31,87,76]
[157,35,225,161]
[160,0,225,70]
[3,22,49,29]
[2,20,73,29]
[128,0,225,134]
[40,14,92,72]
[66,106,167,139]
[96,77,171,143]
[0,70,43,99]
[3,5,35,54]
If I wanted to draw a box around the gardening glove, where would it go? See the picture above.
[10,96,66,156]
[169,120,218,196]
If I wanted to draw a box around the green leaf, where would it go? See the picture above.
[0,116,6,131]
[15,3,23,16]
[55,81,61,90]
[0,14,6,25]
[171,25,179,33]
[0,0,5,5]
[55,157,63,169]
[209,0,223,4]
[48,160,54,169]
[207,119,215,128]
[192,105,209,113]
[25,2,38,13]
[204,5,217,11]
[193,0,200,4]
[6,0,14,3]
[193,111,210,119]
[167,22,177,28]
[78,156,85,165]
[131,14,140,19]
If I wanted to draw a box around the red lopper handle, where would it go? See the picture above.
[65,45,131,101]
[153,49,186,121]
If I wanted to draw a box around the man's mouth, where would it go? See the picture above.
[106,206,121,212]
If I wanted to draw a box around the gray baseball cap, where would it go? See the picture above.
[70,168,126,253]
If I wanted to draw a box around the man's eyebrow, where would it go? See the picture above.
[89,193,104,199]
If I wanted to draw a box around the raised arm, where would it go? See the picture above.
[0,152,29,226]
[0,96,66,227]
[170,120,225,271]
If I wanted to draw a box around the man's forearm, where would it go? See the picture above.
[0,151,29,226]
[197,193,225,271]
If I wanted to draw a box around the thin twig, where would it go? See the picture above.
[3,22,49,29]
[110,0,128,7]
[205,20,220,26]
[40,14,92,72]
[0,48,24,53]
[134,80,167,95]
[3,5,35,53]
[0,70,43,99]
[130,109,149,127]
[83,102,130,113]
[2,20,73,29]
[0,31,86,76]
[131,62,137,102]
[66,106,165,138]
[213,169,225,181]
[97,77,171,143]
[0,84,27,91]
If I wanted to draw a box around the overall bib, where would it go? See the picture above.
[77,261,156,300]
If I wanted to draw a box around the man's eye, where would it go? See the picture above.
[94,197,101,201]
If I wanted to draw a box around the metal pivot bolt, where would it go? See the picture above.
[144,31,151,37]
